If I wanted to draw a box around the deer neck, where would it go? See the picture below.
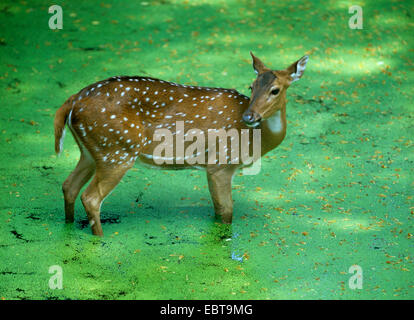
[260,105,287,155]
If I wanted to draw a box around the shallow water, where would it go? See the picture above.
[0,0,412,299]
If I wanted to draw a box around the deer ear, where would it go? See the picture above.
[286,55,309,83]
[250,52,270,75]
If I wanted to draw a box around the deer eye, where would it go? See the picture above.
[271,88,280,95]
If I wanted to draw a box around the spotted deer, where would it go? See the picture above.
[54,52,309,236]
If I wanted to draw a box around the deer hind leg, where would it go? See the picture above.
[62,152,95,223]
[80,163,132,236]
[206,166,237,224]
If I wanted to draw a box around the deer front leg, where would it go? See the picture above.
[206,166,237,224]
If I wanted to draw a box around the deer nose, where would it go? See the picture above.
[242,110,262,126]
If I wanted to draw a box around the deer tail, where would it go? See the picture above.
[54,97,74,155]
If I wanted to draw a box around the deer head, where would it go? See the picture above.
[242,52,309,127]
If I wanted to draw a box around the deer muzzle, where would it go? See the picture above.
[242,109,262,127]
